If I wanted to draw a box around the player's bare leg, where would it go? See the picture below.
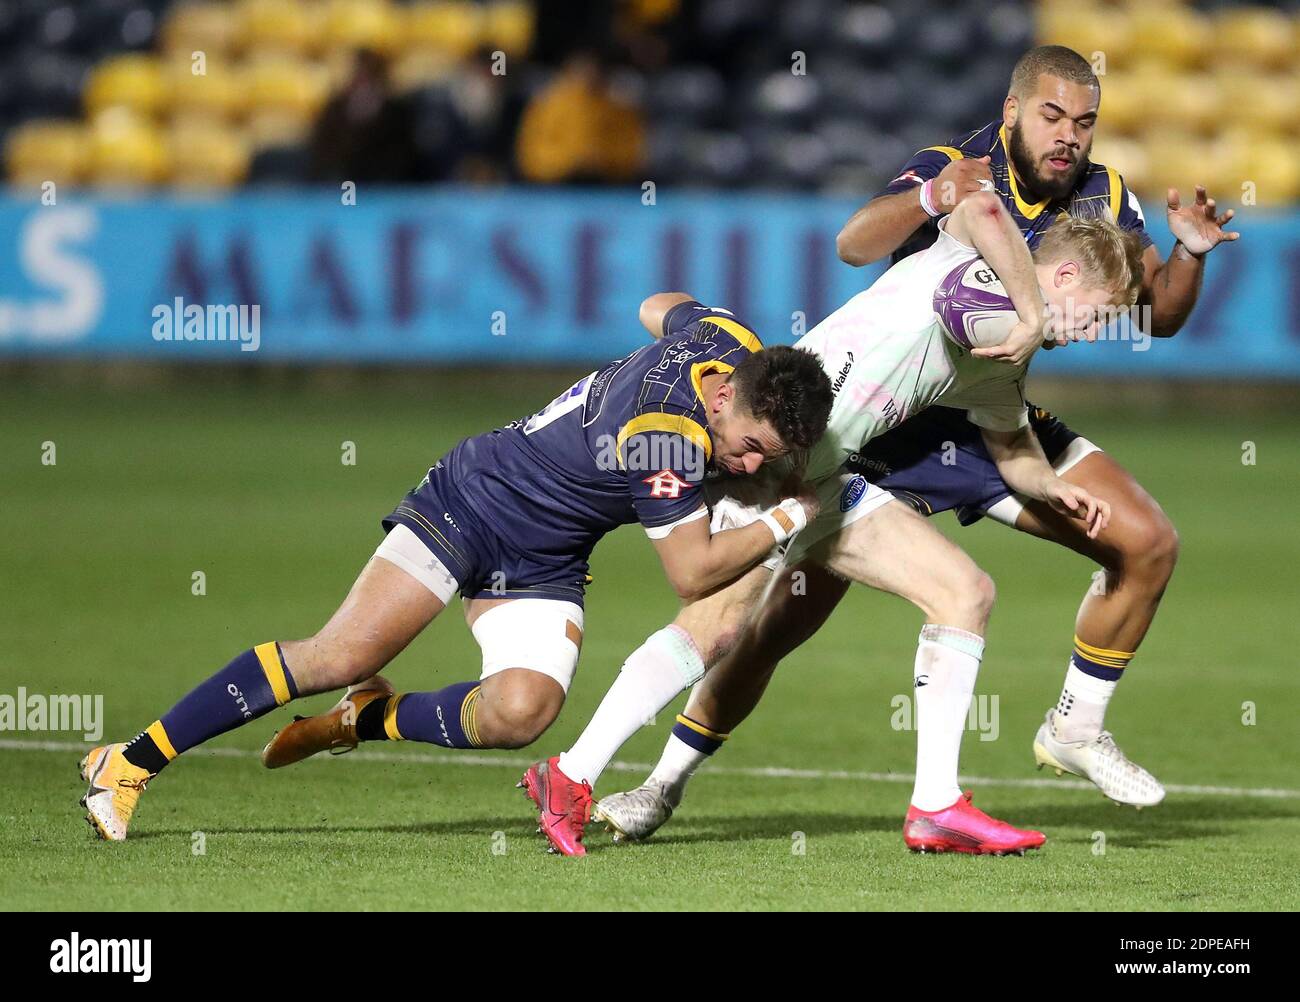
[85,553,442,840]
[1004,449,1172,805]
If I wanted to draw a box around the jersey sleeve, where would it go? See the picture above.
[877,145,963,197]
[618,407,711,537]
[662,300,763,353]
[1109,169,1154,250]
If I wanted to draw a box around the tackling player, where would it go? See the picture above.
[595,45,1239,842]
[524,192,1143,856]
[77,317,833,841]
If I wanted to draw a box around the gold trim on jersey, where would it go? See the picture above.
[616,413,713,466]
[698,315,763,354]
[922,145,965,162]
[1104,166,1122,219]
[998,125,1051,220]
[690,360,735,405]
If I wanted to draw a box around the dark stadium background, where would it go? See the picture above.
[1,0,1297,913]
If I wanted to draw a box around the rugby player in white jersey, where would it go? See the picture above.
[524,189,1145,856]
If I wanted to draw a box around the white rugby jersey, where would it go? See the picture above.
[796,218,1030,482]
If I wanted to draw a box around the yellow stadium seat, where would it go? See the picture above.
[236,0,322,58]
[244,55,330,118]
[1093,72,1145,137]
[162,1,238,59]
[320,0,400,56]
[84,54,168,119]
[1217,8,1295,70]
[5,120,90,188]
[1129,5,1209,69]
[1214,70,1296,135]
[168,120,251,189]
[1039,6,1132,72]
[241,55,330,148]
[484,1,535,58]
[403,2,484,59]
[1139,71,1221,135]
[88,109,170,187]
[166,58,248,124]
[1243,140,1300,205]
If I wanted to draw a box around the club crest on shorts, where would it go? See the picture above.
[644,468,691,499]
[840,474,868,511]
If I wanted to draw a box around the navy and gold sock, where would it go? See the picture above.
[671,713,729,756]
[354,681,484,749]
[121,642,298,773]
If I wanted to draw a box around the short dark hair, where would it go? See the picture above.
[1010,45,1099,100]
[729,346,832,452]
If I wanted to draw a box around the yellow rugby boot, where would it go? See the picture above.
[79,743,154,842]
[260,675,395,768]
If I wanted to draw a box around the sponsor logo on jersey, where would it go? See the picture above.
[893,170,924,186]
[644,468,692,499]
[840,474,868,512]
[831,351,855,395]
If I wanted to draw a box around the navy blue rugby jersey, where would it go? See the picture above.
[880,119,1153,262]
[447,302,762,563]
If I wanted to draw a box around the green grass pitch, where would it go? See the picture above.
[2,375,1297,911]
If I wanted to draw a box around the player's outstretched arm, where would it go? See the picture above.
[649,494,816,602]
[981,425,1110,539]
[1137,185,1240,338]
[947,191,1047,366]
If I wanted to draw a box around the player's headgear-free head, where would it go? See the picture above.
[1033,215,1145,307]
[727,346,833,453]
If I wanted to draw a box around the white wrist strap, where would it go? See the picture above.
[919,178,943,218]
[758,498,808,544]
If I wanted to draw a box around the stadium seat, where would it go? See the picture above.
[242,55,329,148]
[84,53,167,119]
[5,117,90,187]
[87,107,169,186]
[320,0,400,57]
[1129,5,1209,70]
[166,57,247,125]
[403,2,484,60]
[482,1,535,58]
[168,118,251,188]
[1217,7,1295,70]
[236,0,321,59]
[161,1,238,59]
[647,66,727,127]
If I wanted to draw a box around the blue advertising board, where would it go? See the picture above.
[0,188,1296,376]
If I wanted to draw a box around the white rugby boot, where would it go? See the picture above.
[592,780,680,842]
[1033,709,1165,807]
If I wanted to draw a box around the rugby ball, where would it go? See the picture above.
[933,257,1018,350]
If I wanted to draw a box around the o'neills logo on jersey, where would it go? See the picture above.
[831,352,854,395]
[644,468,692,499]
[50,933,151,982]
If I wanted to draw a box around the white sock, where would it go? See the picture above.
[647,730,711,804]
[558,625,705,788]
[1054,660,1118,741]
[911,624,984,812]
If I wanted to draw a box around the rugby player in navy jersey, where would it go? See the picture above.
[77,309,832,842]
[594,46,1240,845]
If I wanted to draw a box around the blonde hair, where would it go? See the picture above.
[1032,215,1145,307]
